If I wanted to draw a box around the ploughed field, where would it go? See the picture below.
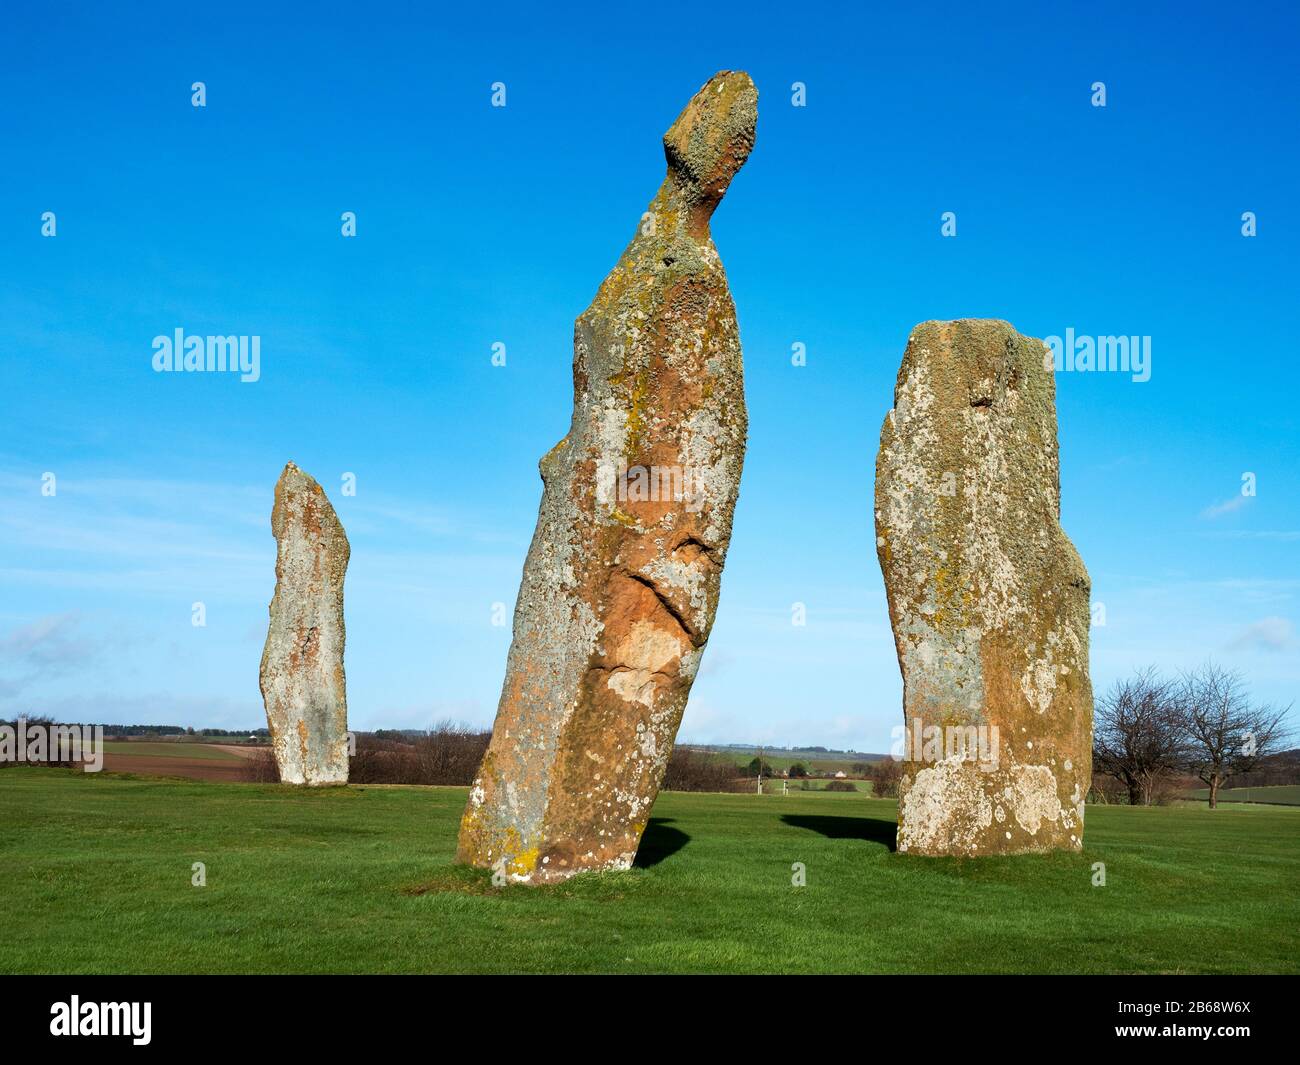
[1,767,1296,974]
[96,741,257,782]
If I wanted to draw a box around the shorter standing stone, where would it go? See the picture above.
[259,461,350,786]
[875,320,1092,855]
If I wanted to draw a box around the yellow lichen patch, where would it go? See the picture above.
[507,848,540,878]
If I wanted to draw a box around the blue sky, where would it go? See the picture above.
[1,2,1297,750]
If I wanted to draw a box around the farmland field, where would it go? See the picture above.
[1,767,1297,975]
[1186,784,1300,806]
[99,742,246,760]
[91,741,258,783]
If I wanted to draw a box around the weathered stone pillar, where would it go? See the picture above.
[259,461,350,786]
[458,71,757,882]
[875,320,1092,855]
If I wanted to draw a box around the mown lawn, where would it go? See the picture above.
[1,767,1296,974]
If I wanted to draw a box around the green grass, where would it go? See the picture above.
[99,741,244,760]
[751,777,866,793]
[2,767,1297,974]
[1186,784,1300,806]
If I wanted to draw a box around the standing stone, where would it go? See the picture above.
[458,71,757,883]
[259,461,350,786]
[875,320,1092,855]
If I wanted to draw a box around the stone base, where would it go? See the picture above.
[897,755,1087,856]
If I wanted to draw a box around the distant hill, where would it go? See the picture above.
[685,743,891,760]
[682,744,892,775]
[1223,747,1300,788]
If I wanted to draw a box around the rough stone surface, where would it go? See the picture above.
[457,71,757,883]
[875,320,1092,855]
[259,461,350,786]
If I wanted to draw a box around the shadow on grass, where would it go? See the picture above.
[633,818,690,869]
[781,813,897,852]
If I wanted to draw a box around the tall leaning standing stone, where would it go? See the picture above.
[875,320,1092,855]
[458,71,757,882]
[259,461,350,786]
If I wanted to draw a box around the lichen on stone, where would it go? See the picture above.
[259,462,350,786]
[877,320,1093,856]
[457,71,757,883]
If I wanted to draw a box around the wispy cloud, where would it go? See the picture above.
[1228,616,1296,653]
[0,468,519,598]
[1122,576,1300,607]
[1,613,86,661]
[1200,530,1300,542]
[0,612,107,693]
[1201,494,1252,519]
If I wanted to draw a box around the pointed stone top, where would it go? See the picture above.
[271,462,346,550]
[277,461,322,492]
[663,71,757,211]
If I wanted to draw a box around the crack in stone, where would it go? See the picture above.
[622,569,700,646]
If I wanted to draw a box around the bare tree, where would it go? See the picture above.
[1093,668,1184,806]
[866,757,904,798]
[1178,663,1292,809]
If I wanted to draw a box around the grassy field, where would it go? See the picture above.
[756,777,866,793]
[2,766,1297,974]
[1186,784,1300,806]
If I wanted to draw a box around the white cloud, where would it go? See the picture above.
[1201,494,1252,518]
[1229,616,1295,652]
[0,612,108,692]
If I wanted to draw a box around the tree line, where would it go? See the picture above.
[1093,663,1291,807]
